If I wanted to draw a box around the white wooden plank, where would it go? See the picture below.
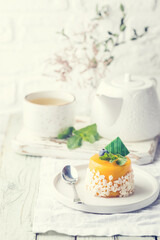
[115,236,156,240]
[13,117,158,165]
[0,113,40,240]
[77,237,114,240]
[37,231,74,239]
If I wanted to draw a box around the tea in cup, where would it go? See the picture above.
[23,91,75,138]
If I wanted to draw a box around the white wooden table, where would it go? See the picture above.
[0,113,159,240]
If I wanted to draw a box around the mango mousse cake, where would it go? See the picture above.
[86,137,134,198]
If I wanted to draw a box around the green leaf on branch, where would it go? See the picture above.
[105,37,114,45]
[120,18,124,25]
[108,31,112,35]
[96,4,102,17]
[104,56,114,66]
[120,24,126,32]
[120,17,126,32]
[120,4,125,12]
[57,28,69,39]
[113,33,119,37]
[104,48,110,52]
[108,31,119,37]
[133,29,138,36]
[144,26,149,32]
[131,37,137,41]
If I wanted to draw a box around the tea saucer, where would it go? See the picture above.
[53,164,159,214]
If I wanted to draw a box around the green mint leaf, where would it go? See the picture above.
[57,126,75,139]
[120,4,124,12]
[73,123,100,143]
[100,153,117,162]
[81,131,100,143]
[99,152,127,166]
[94,132,101,141]
[116,154,127,166]
[58,124,101,149]
[67,135,82,149]
[83,134,96,144]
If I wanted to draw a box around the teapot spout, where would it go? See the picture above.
[92,94,123,127]
[97,81,123,98]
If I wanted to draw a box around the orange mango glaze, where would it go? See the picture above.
[89,153,132,182]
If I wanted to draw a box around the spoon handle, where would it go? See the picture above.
[72,184,83,204]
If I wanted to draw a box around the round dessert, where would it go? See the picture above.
[86,153,134,198]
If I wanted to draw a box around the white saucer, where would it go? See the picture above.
[53,164,159,214]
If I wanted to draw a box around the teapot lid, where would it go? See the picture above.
[112,73,154,89]
[97,74,156,98]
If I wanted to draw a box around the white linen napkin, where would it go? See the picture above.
[32,147,160,236]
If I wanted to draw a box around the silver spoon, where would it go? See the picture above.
[61,165,83,204]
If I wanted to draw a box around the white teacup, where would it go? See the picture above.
[23,91,75,138]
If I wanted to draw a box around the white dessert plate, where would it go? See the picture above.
[53,164,159,214]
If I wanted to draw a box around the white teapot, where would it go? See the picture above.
[92,74,160,142]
